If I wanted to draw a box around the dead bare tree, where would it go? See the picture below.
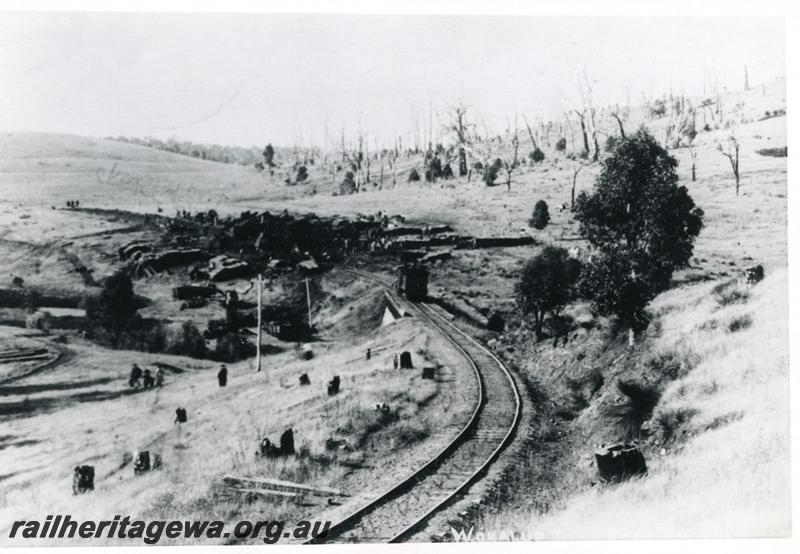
[718,134,741,195]
[501,115,520,191]
[446,101,474,177]
[571,162,583,210]
[573,108,590,157]
[523,115,538,150]
[610,106,627,139]
[687,139,698,182]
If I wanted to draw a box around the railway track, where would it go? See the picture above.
[308,269,521,543]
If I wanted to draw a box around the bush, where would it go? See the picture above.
[425,157,443,182]
[606,379,660,439]
[408,168,421,182]
[483,158,503,185]
[756,147,787,158]
[652,407,697,445]
[166,321,207,358]
[339,171,356,194]
[214,332,255,362]
[473,161,484,171]
[487,312,505,333]
[555,138,567,152]
[529,147,545,163]
[529,200,550,230]
[605,135,618,152]
[296,165,308,182]
[727,314,752,333]
[441,163,454,179]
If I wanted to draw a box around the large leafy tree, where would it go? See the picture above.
[516,246,581,339]
[575,127,704,335]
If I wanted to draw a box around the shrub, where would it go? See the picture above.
[529,147,545,163]
[166,321,207,358]
[652,407,697,445]
[529,200,550,230]
[441,163,454,179]
[756,147,787,158]
[727,314,752,333]
[214,332,255,362]
[425,157,443,182]
[408,168,421,182]
[296,165,308,182]
[712,279,750,306]
[339,171,357,194]
[605,135,618,152]
[555,138,567,152]
[483,158,503,185]
[606,379,661,439]
[487,312,505,333]
[473,161,484,171]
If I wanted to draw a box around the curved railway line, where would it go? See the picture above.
[308,268,522,543]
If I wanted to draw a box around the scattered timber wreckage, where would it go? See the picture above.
[215,475,348,503]
[72,465,94,494]
[594,443,647,482]
[208,255,252,282]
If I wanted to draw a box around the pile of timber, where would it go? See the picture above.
[215,475,347,502]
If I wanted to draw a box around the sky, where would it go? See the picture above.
[0,13,785,149]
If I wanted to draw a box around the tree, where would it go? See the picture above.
[263,144,276,167]
[88,270,138,334]
[516,246,581,339]
[718,134,741,195]
[529,200,550,230]
[447,101,473,177]
[574,127,704,343]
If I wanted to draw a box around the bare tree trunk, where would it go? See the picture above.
[611,113,626,138]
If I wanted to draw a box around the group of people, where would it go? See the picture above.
[128,364,164,389]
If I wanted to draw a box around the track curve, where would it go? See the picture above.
[307,269,521,543]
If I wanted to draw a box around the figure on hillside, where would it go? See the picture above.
[142,369,154,389]
[129,364,143,388]
[154,367,164,387]
[217,364,228,387]
[366,348,371,361]
[393,353,399,370]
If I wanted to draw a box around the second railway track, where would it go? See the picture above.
[308,269,521,543]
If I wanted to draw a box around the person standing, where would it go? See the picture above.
[217,364,228,387]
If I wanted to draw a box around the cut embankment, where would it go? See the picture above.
[519,268,790,539]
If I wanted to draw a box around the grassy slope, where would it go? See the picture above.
[514,269,791,539]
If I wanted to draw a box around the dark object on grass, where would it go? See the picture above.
[422,367,435,380]
[217,364,228,387]
[280,428,295,455]
[174,407,187,424]
[299,373,310,385]
[399,351,413,369]
[744,264,764,285]
[327,375,340,396]
[487,312,505,333]
[72,465,94,494]
[594,443,647,482]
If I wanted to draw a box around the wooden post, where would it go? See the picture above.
[257,274,262,372]
[305,278,312,330]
